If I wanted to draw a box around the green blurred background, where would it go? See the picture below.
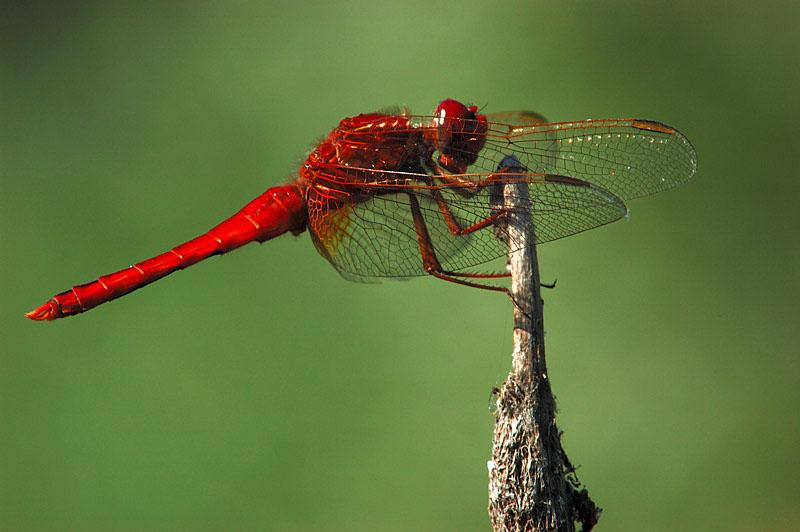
[2,2,798,531]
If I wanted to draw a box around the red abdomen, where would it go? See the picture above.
[26,185,307,321]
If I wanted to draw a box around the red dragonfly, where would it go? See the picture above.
[26,99,696,321]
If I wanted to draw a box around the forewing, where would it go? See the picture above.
[479,117,697,201]
[327,111,697,202]
[485,110,550,126]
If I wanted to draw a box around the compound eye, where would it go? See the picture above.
[434,99,470,126]
[431,99,488,173]
[433,99,472,151]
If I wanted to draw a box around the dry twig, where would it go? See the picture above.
[487,178,601,532]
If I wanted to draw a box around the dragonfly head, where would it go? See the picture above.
[430,99,488,174]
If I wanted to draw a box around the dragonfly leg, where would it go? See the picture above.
[424,159,524,237]
[428,271,511,294]
[425,156,514,196]
[408,192,543,322]
[408,192,511,294]
[430,186,508,236]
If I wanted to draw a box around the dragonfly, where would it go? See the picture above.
[26,99,697,321]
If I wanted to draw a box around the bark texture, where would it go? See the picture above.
[487,180,601,532]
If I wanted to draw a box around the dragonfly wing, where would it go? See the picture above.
[496,174,629,246]
[307,172,628,281]
[485,110,550,126]
[307,189,471,281]
[480,119,697,201]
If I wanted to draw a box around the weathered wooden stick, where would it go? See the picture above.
[488,174,601,532]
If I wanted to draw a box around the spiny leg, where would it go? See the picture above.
[407,192,510,294]
[425,160,525,238]
[421,157,556,288]
[430,186,510,236]
[407,193,545,320]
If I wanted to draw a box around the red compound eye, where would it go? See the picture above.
[435,99,471,124]
[431,99,488,173]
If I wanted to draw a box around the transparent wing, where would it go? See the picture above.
[479,117,697,200]
[307,171,627,281]
[485,110,550,126]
